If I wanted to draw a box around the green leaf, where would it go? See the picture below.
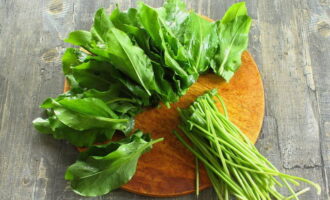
[33,118,52,134]
[86,63,153,106]
[70,61,112,91]
[65,74,80,89]
[180,13,218,73]
[65,9,113,48]
[62,48,88,75]
[160,0,189,36]
[33,114,117,147]
[64,55,154,106]
[211,2,252,81]
[65,131,163,197]
[77,87,143,117]
[110,6,179,104]
[137,3,163,47]
[40,97,129,131]
[138,3,197,95]
[93,28,158,96]
[91,8,114,42]
[58,98,117,118]
[110,7,151,51]
[52,98,128,131]
[65,30,92,48]
[110,7,140,31]
[151,62,178,104]
[221,2,248,23]
[82,87,121,102]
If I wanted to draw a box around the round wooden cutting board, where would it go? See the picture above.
[63,16,264,198]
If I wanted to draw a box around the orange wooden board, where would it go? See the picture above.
[63,51,264,197]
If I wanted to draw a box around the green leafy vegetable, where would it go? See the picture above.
[93,27,158,96]
[33,0,255,197]
[180,13,218,73]
[33,117,115,147]
[174,89,321,200]
[33,82,145,146]
[160,0,189,35]
[210,2,252,81]
[158,0,218,73]
[62,48,88,75]
[65,30,92,48]
[91,8,114,42]
[41,97,128,131]
[138,2,198,95]
[65,131,163,197]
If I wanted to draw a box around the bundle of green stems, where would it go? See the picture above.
[173,89,321,200]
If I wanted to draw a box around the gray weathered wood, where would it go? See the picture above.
[0,0,329,199]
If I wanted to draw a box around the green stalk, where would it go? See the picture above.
[285,188,310,200]
[175,90,321,200]
[226,154,258,199]
[215,94,228,118]
[189,121,264,169]
[242,170,267,200]
[195,157,200,197]
[173,131,247,199]
[224,185,229,200]
[202,100,230,177]
[205,167,224,200]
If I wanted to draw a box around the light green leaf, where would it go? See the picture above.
[181,13,218,73]
[65,30,92,48]
[91,8,114,42]
[211,2,252,81]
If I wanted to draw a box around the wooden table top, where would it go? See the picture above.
[0,0,329,199]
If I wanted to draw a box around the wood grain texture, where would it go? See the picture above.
[0,0,329,200]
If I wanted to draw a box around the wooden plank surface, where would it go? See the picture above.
[0,0,329,199]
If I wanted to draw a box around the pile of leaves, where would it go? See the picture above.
[33,0,251,197]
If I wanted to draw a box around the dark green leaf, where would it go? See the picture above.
[65,131,163,197]
[71,61,112,91]
[40,97,129,131]
[33,114,117,147]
